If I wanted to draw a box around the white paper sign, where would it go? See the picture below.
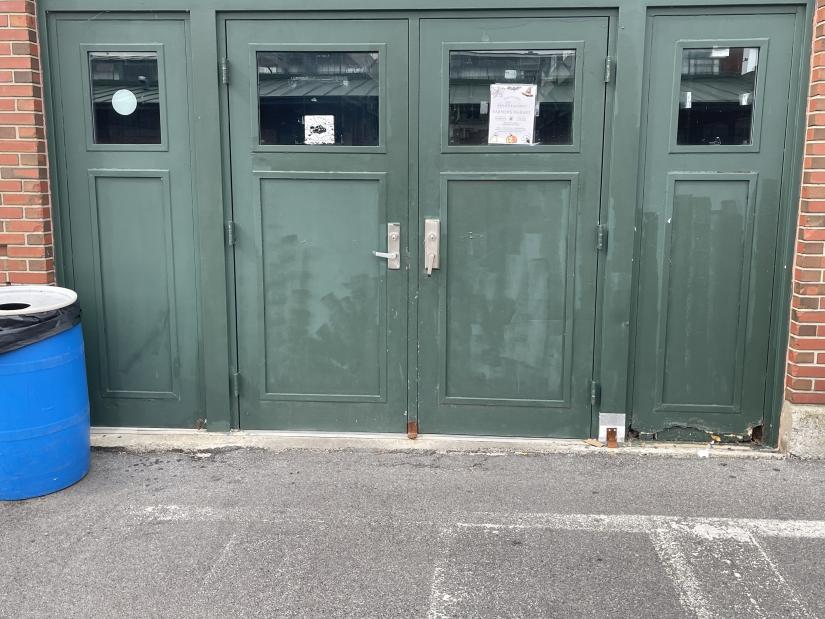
[304,115,335,145]
[487,84,537,145]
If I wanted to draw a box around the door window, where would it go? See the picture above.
[89,52,161,144]
[677,47,759,146]
[256,51,379,146]
[447,49,576,146]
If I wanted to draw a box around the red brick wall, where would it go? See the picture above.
[0,0,52,286]
[786,1,825,405]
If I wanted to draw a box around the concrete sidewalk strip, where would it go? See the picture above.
[90,428,785,459]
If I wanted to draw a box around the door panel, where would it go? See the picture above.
[440,174,577,407]
[657,174,756,412]
[89,171,180,398]
[633,13,798,436]
[254,173,386,400]
[226,20,408,431]
[51,18,200,427]
[417,17,610,437]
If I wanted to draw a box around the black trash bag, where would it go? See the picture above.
[0,302,81,355]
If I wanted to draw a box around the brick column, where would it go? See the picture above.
[0,0,52,286]
[782,0,825,456]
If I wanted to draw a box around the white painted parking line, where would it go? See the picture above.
[650,527,714,619]
[650,526,813,618]
[426,526,457,619]
[426,514,825,619]
[130,506,825,540]
[128,506,825,618]
[451,513,825,539]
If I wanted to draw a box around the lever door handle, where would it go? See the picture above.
[374,223,401,270]
[425,251,436,276]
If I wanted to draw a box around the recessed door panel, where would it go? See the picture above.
[255,174,386,401]
[441,174,577,406]
[658,174,756,412]
[90,171,178,398]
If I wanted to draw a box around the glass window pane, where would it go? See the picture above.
[677,47,759,146]
[448,50,576,146]
[257,51,379,146]
[90,52,161,145]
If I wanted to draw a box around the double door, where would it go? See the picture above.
[225,16,610,436]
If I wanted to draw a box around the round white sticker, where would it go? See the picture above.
[111,89,138,116]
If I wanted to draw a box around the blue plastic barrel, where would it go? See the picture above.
[0,287,90,500]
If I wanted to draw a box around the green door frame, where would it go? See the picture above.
[38,0,812,445]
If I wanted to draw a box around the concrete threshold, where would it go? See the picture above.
[90,427,784,459]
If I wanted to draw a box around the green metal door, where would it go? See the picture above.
[632,12,800,439]
[416,17,610,437]
[225,19,409,431]
[50,17,202,428]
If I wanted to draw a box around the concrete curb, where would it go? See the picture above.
[90,428,785,459]
[779,402,825,459]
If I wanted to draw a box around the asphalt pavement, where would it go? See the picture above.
[2,447,825,618]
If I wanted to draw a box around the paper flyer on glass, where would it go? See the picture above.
[487,83,537,145]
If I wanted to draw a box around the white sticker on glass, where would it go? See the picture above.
[304,115,335,145]
[741,48,759,75]
[111,89,138,116]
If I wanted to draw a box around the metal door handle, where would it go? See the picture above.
[424,218,440,276]
[425,251,436,276]
[374,223,400,270]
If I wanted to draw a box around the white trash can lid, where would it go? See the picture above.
[0,285,77,316]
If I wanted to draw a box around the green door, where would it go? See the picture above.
[632,12,799,438]
[50,17,202,428]
[225,19,409,431]
[416,17,610,437]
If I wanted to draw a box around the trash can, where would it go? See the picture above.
[0,286,90,500]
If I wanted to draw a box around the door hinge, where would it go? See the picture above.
[604,56,614,83]
[225,220,236,246]
[230,371,240,397]
[590,381,601,407]
[220,57,230,85]
[596,224,608,252]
